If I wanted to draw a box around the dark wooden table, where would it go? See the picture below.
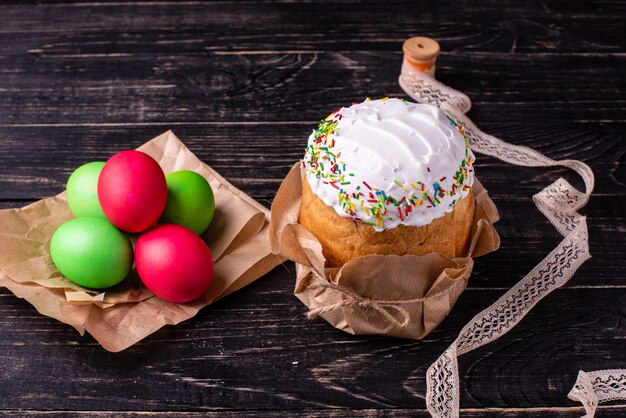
[0,1,624,417]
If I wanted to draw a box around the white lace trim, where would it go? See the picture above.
[400,61,623,417]
[568,369,626,418]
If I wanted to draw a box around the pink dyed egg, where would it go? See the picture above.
[98,150,167,233]
[135,224,214,303]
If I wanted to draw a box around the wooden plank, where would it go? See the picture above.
[1,406,625,417]
[0,123,622,199]
[0,51,623,124]
[0,284,623,411]
[0,1,625,55]
[0,200,33,209]
[0,2,624,125]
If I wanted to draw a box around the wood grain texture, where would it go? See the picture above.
[0,3,625,124]
[0,283,623,411]
[0,51,624,124]
[0,0,624,416]
[1,408,626,418]
[0,123,623,199]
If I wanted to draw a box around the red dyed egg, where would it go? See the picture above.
[135,224,214,303]
[98,150,167,233]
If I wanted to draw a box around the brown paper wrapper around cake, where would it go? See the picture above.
[0,131,282,352]
[270,163,500,339]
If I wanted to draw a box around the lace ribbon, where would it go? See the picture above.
[568,369,626,418]
[399,60,623,417]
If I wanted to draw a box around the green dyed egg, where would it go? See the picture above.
[66,161,106,218]
[160,170,215,235]
[50,217,133,289]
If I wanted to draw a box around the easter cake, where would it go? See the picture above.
[300,98,476,267]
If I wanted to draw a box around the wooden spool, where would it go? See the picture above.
[402,36,440,72]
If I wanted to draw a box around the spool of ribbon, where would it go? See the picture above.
[402,36,440,75]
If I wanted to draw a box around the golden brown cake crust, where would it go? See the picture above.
[299,177,476,267]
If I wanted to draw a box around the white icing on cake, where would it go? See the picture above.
[303,98,475,231]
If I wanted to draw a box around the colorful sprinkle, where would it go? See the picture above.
[303,101,474,229]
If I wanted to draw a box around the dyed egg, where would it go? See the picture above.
[160,170,215,235]
[98,150,167,233]
[50,217,133,289]
[66,161,106,218]
[135,224,214,303]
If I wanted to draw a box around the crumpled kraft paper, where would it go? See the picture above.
[0,130,282,352]
[270,163,500,339]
